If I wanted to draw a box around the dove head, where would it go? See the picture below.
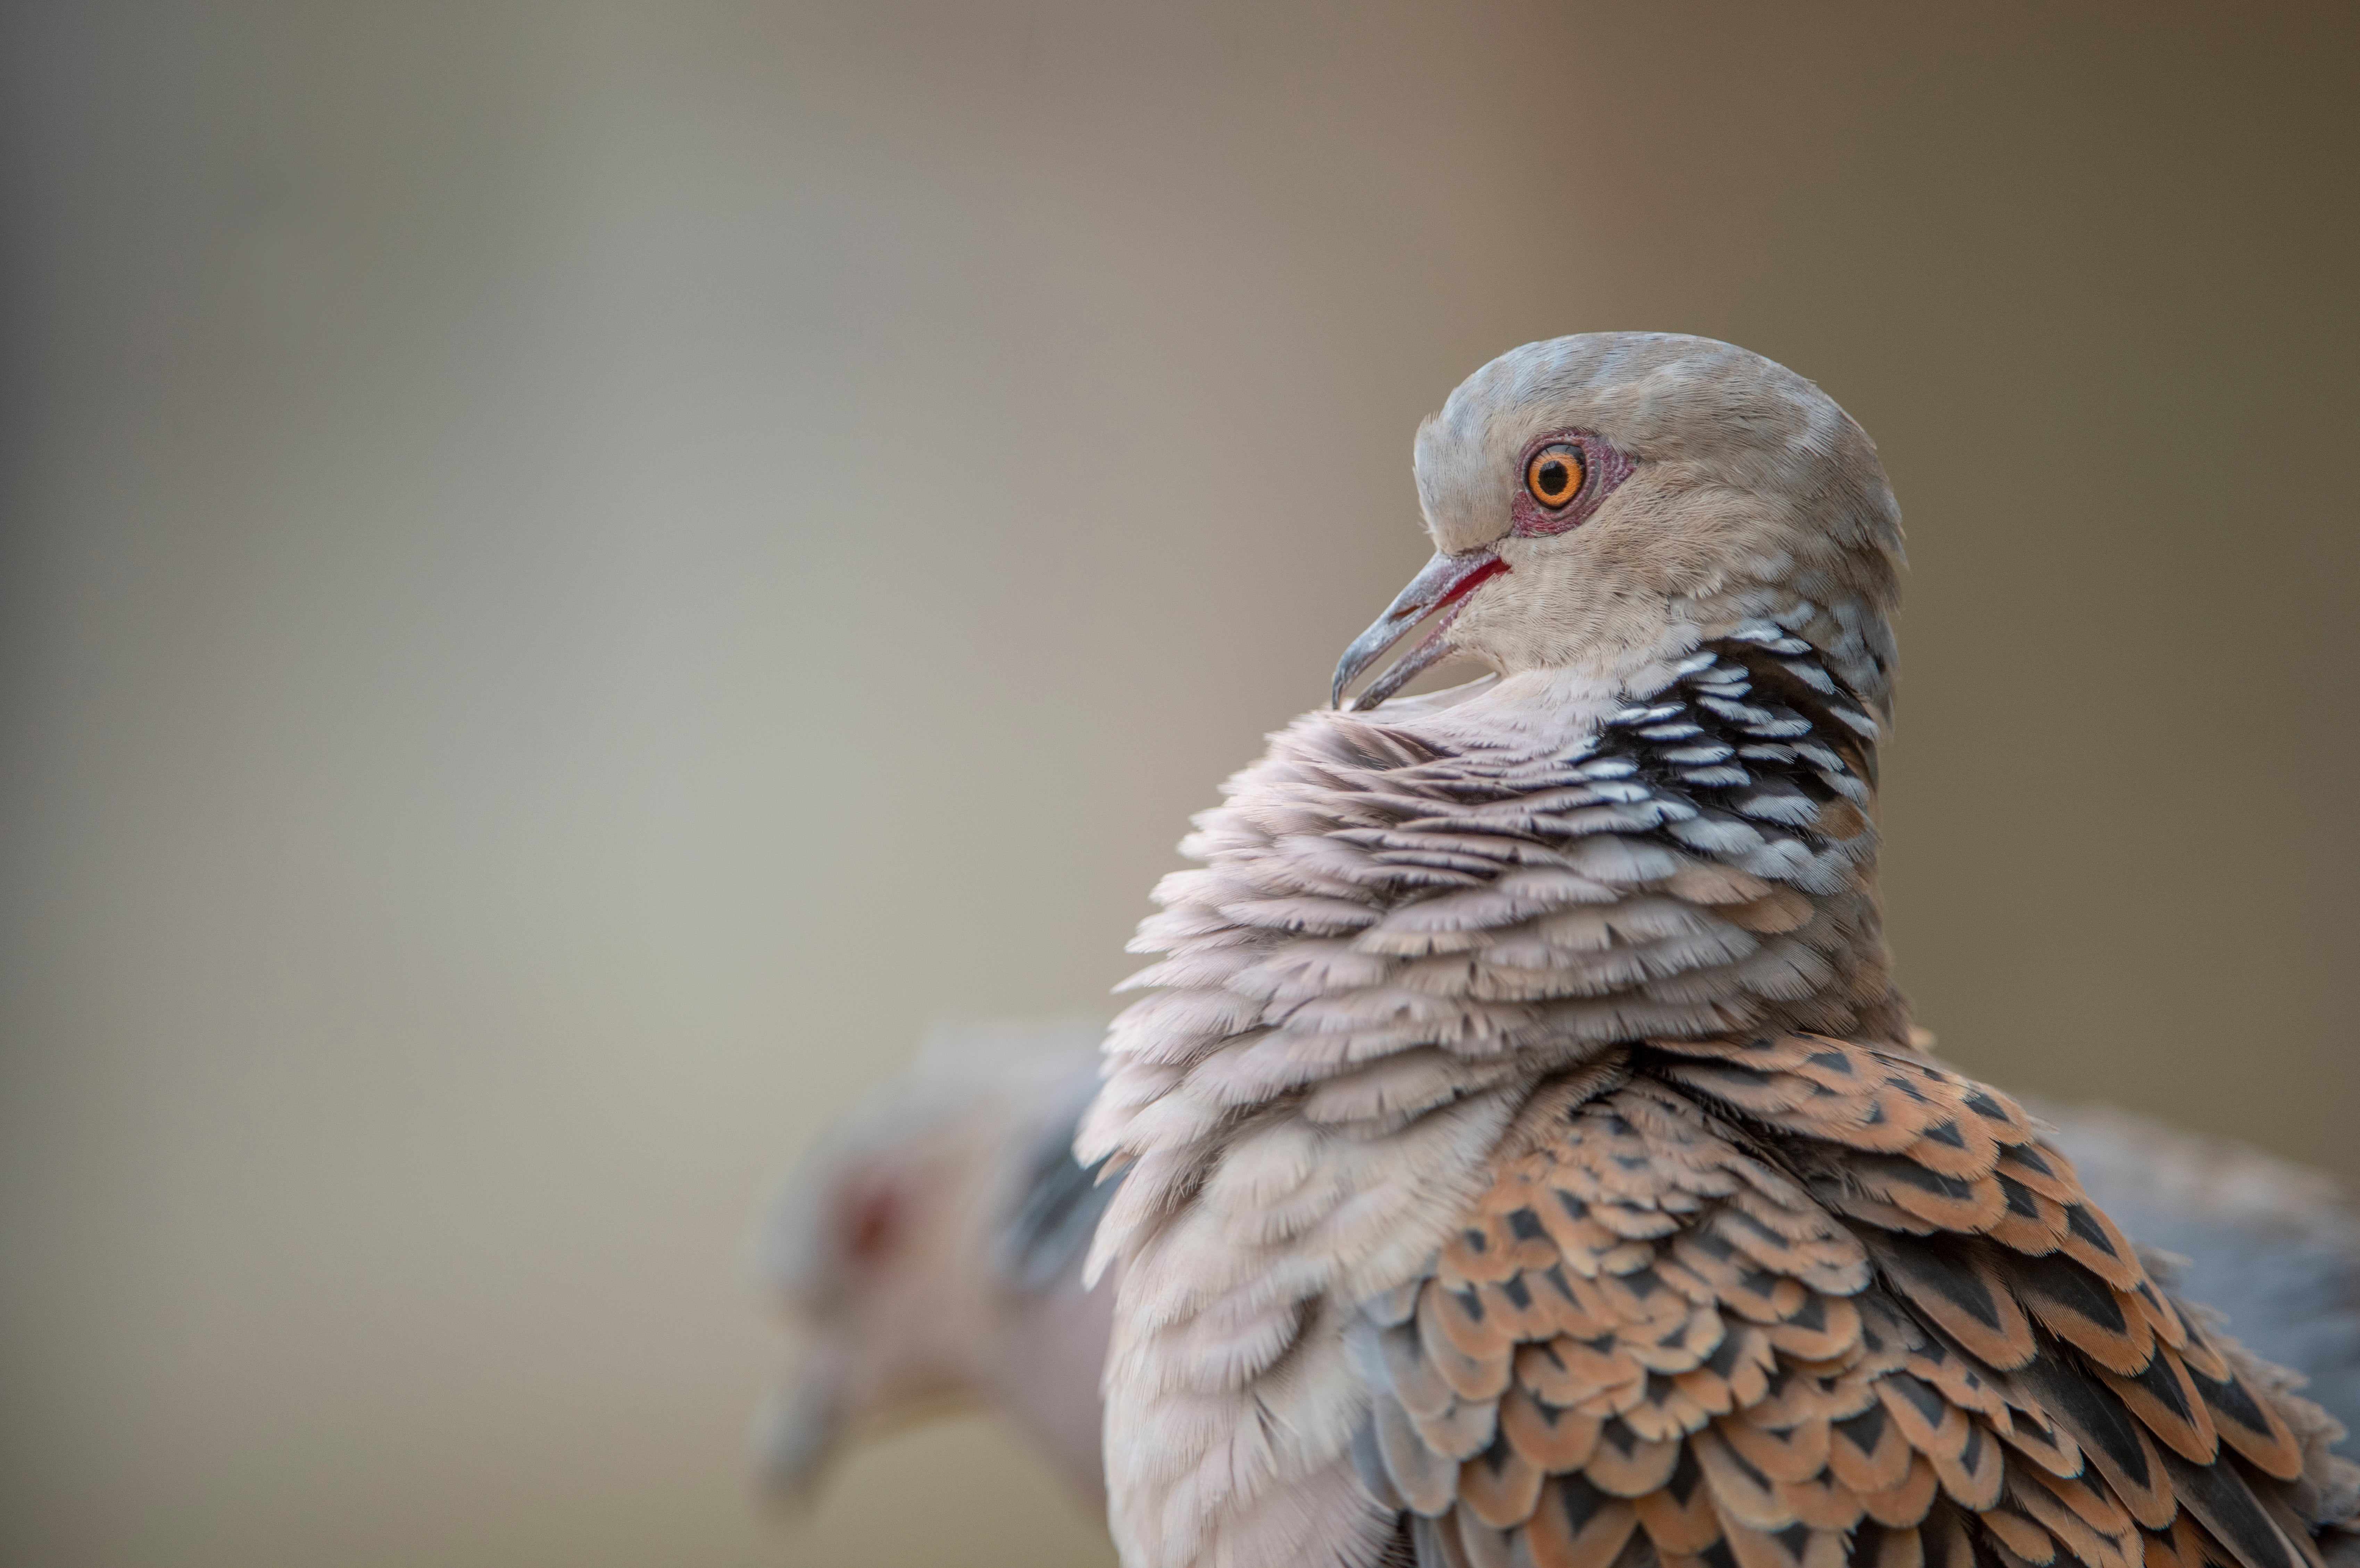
[1334,333,1904,716]
[750,1036,1114,1504]
[751,1092,1001,1498]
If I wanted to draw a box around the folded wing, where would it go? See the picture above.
[1354,1038,2357,1568]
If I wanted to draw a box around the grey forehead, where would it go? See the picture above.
[1411,333,1855,526]
[1427,333,1816,453]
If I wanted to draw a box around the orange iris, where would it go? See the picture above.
[1526,444,1585,508]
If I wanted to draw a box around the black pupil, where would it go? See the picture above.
[1537,459,1571,498]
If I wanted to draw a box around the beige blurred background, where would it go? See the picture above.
[1,3,2353,1565]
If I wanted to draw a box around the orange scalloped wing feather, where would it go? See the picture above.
[1354,1040,2351,1568]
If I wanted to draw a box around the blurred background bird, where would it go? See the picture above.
[751,1024,1113,1506]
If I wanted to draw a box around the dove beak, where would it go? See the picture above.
[1330,548,1509,711]
[751,1343,847,1500]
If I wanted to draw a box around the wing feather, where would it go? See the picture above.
[1358,1043,2354,1568]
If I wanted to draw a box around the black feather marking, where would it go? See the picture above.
[2130,1354,2198,1422]
[2063,1206,2121,1259]
[2007,1145,2056,1179]
[1718,1430,1773,1489]
[2185,1365,2273,1441]
[1889,1370,1950,1425]
[1837,1402,1891,1453]
[1863,1158,1979,1204]
[2154,1445,2304,1568]
[1996,1174,2044,1220]
[1557,1471,1615,1530]
[2011,1252,2131,1334]
[1668,1443,1706,1503]
[1873,1233,2013,1334]
[2009,1348,2172,1527]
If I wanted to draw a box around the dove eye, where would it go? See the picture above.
[1525,444,1585,508]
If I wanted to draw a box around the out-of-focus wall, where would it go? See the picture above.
[0,4,2351,1565]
